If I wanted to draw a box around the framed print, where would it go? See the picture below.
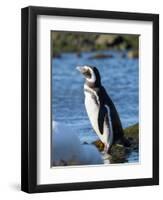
[21,6,159,193]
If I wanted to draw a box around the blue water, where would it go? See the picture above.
[52,50,139,162]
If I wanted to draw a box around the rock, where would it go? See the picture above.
[51,32,139,54]
[88,53,113,59]
[92,124,139,149]
[53,52,62,58]
[109,36,124,47]
[92,123,139,163]
[124,123,139,143]
[76,52,82,57]
[127,49,139,58]
[110,144,126,163]
[96,35,117,46]
[121,52,127,58]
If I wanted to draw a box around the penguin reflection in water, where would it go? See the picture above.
[77,65,129,154]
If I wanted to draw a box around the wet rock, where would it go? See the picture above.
[109,36,124,47]
[92,123,139,163]
[127,49,139,59]
[53,52,62,58]
[76,52,82,57]
[96,35,117,46]
[88,53,113,59]
[124,123,139,146]
[110,144,126,163]
[121,52,127,58]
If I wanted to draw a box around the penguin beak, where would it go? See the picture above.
[76,66,87,74]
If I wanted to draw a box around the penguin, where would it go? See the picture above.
[76,65,130,153]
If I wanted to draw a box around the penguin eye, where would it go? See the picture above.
[83,69,91,78]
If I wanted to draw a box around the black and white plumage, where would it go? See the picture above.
[77,65,129,153]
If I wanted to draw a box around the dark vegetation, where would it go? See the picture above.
[51,31,139,58]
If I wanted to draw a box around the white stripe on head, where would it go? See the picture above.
[85,66,96,83]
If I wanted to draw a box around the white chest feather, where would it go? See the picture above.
[84,85,100,134]
[84,84,113,150]
[85,94,100,134]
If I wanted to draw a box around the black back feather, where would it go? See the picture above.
[93,67,101,87]
[99,86,124,143]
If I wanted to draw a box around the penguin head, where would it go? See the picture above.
[76,65,101,87]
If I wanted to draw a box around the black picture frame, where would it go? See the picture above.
[21,6,159,193]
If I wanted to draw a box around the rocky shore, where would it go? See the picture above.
[92,123,139,163]
[51,32,139,58]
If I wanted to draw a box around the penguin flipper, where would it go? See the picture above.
[101,87,124,140]
[98,106,107,135]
